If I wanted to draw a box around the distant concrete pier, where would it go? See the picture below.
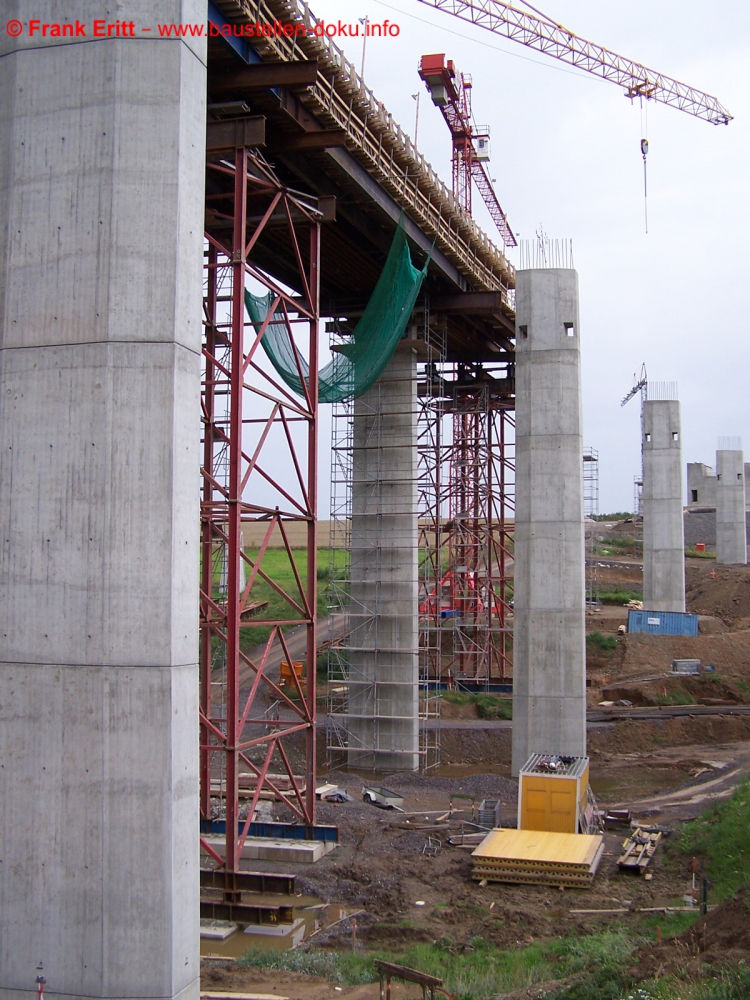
[716,449,747,565]
[642,398,685,613]
[512,269,586,777]
[0,5,205,1000]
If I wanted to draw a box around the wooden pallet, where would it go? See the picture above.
[617,828,662,873]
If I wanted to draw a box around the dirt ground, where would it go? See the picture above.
[201,746,750,996]
[201,554,750,998]
[630,885,750,980]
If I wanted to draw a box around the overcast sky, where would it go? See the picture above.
[307,0,749,514]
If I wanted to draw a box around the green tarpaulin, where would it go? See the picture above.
[245,220,428,403]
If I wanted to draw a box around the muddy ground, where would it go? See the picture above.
[201,556,750,999]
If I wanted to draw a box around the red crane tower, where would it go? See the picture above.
[418,53,517,683]
[418,53,517,249]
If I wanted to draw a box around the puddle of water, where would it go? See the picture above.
[200,901,353,957]
[590,766,689,803]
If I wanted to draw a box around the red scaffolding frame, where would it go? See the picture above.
[200,145,321,873]
[420,378,515,683]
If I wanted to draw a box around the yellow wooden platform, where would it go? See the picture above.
[473,829,602,867]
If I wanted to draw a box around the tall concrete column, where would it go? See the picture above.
[347,349,419,771]
[0,6,205,1000]
[512,269,586,777]
[642,399,685,612]
[716,449,747,565]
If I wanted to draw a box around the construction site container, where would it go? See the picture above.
[518,755,590,834]
[627,610,699,636]
[671,659,702,674]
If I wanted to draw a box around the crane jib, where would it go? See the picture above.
[416,0,732,125]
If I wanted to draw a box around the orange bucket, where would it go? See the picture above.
[279,660,304,687]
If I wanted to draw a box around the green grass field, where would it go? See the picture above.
[236,547,334,648]
[598,589,643,606]
[441,689,513,720]
[674,780,750,899]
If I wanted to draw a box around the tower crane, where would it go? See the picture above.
[621,363,649,517]
[621,363,648,409]
[415,0,732,126]
[417,4,730,248]
[418,54,517,248]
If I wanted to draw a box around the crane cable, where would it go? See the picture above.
[640,97,649,234]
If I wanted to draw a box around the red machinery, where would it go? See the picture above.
[418,53,516,248]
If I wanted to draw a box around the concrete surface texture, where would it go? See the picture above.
[642,400,686,613]
[512,269,587,777]
[716,450,748,565]
[346,350,420,771]
[0,5,206,1000]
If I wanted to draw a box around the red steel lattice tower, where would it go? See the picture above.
[200,145,321,874]
[420,377,515,682]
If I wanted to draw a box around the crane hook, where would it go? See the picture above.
[640,138,649,233]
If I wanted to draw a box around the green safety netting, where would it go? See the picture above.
[244,220,429,403]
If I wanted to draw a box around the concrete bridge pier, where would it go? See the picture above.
[346,350,420,772]
[643,399,686,612]
[0,6,206,1000]
[512,268,586,777]
[716,449,747,565]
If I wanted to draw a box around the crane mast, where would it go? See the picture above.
[418,54,517,248]
[416,0,732,125]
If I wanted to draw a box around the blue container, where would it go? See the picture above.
[627,609,699,637]
[200,819,339,842]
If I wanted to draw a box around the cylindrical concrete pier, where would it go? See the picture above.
[716,449,747,565]
[0,6,205,1000]
[346,350,420,771]
[512,269,586,777]
[642,399,686,612]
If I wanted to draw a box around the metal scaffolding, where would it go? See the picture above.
[420,368,515,685]
[326,317,515,770]
[583,446,600,607]
[326,316,442,772]
[200,147,322,873]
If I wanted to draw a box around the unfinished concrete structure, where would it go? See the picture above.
[512,268,586,777]
[0,7,204,1000]
[716,448,747,565]
[346,351,420,771]
[687,462,718,508]
[642,395,686,612]
[687,461,750,509]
